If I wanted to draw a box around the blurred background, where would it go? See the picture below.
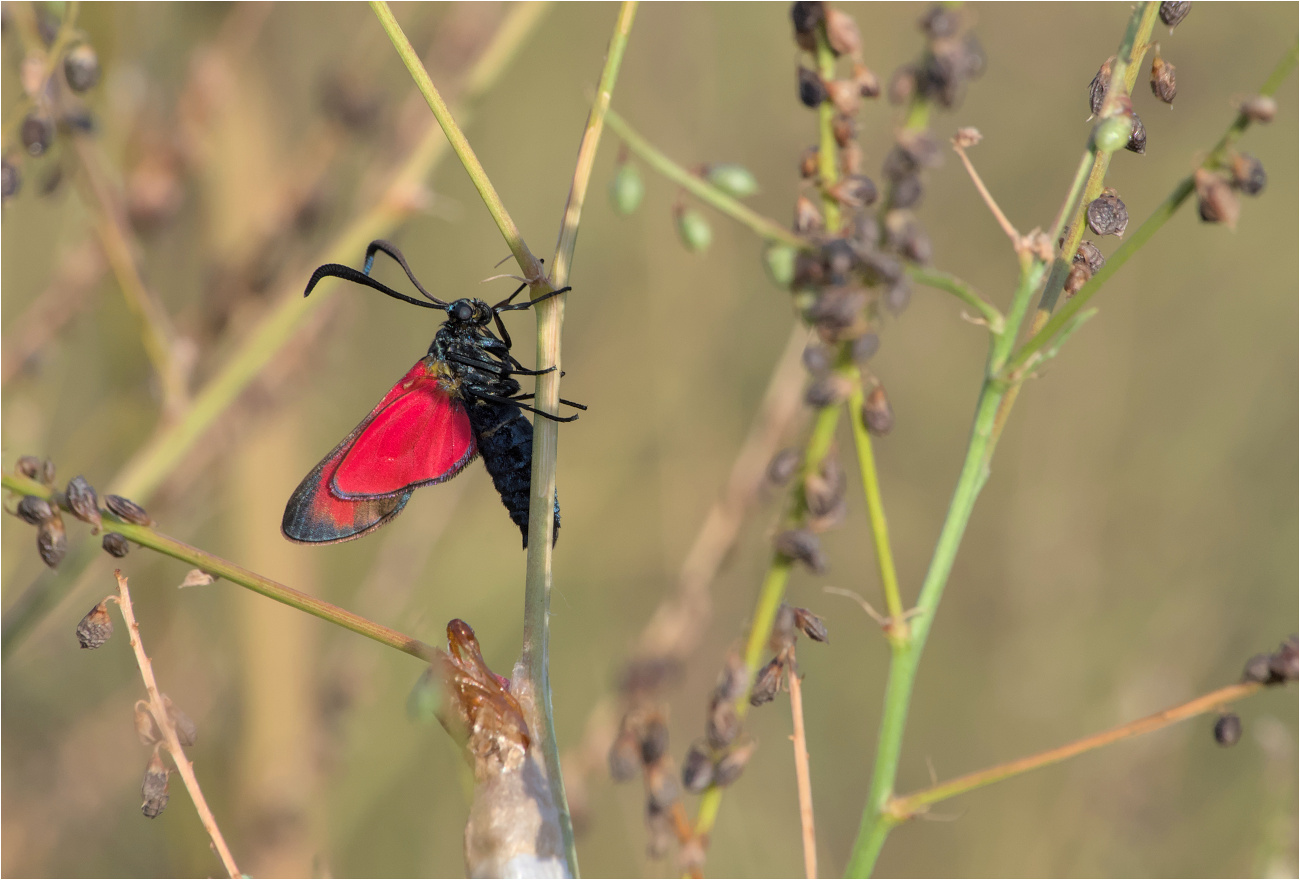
[2,2,1296,876]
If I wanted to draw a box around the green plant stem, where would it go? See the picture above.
[815,30,841,231]
[371,1,541,279]
[604,108,806,249]
[3,473,438,661]
[847,379,904,625]
[907,266,1003,334]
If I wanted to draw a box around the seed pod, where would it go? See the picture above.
[1150,54,1176,104]
[141,748,171,818]
[37,513,67,568]
[65,476,102,531]
[793,607,830,643]
[884,279,912,316]
[609,727,641,781]
[805,373,854,408]
[1158,1,1191,29]
[135,702,161,745]
[16,495,52,525]
[885,211,930,264]
[1093,115,1133,154]
[793,195,823,235]
[645,801,674,858]
[830,175,878,209]
[831,112,856,148]
[1064,262,1091,297]
[640,715,669,766]
[1089,58,1113,116]
[1086,189,1129,237]
[821,240,859,287]
[104,494,152,526]
[919,5,961,38]
[772,528,827,573]
[799,145,820,179]
[838,141,862,177]
[21,114,54,157]
[1194,168,1240,229]
[705,163,759,199]
[15,455,42,480]
[1229,153,1266,196]
[792,251,825,289]
[891,173,924,209]
[102,533,130,557]
[1,159,18,201]
[798,67,827,108]
[861,250,904,287]
[681,741,714,793]
[851,332,880,363]
[862,384,894,435]
[713,740,758,787]
[853,63,880,98]
[763,242,798,289]
[887,65,917,106]
[802,343,833,376]
[897,130,942,168]
[1075,240,1105,274]
[608,163,645,215]
[750,657,784,706]
[63,43,100,92]
[804,456,845,518]
[162,695,198,747]
[1213,713,1241,747]
[1242,652,1273,684]
[790,1,824,39]
[39,458,56,486]
[767,448,802,486]
[676,208,713,253]
[645,760,681,810]
[1125,113,1146,154]
[771,602,797,654]
[1240,95,1276,124]
[824,79,861,117]
[715,651,749,704]
[1268,636,1298,682]
[76,601,114,649]
[706,696,741,750]
[824,7,861,57]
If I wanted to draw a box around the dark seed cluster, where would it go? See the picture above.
[1216,635,1297,747]
[6,462,144,568]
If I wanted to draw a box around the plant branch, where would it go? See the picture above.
[906,266,1004,334]
[788,651,818,879]
[113,571,241,878]
[847,376,905,627]
[952,138,1019,243]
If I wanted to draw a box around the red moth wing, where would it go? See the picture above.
[331,361,476,498]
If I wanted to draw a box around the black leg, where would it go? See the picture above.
[508,393,588,411]
[474,392,579,422]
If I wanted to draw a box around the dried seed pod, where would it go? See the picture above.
[645,801,674,859]
[1158,1,1191,29]
[824,7,861,57]
[715,651,750,703]
[65,476,102,531]
[1125,113,1147,154]
[798,67,827,108]
[885,279,912,315]
[887,65,917,106]
[802,343,833,375]
[861,250,904,287]
[1089,58,1114,116]
[919,5,961,39]
[141,748,171,818]
[609,162,645,215]
[763,242,798,289]
[891,173,924,209]
[676,209,713,253]
[705,163,760,199]
[862,384,894,435]
[104,494,152,526]
[794,194,824,234]
[767,448,802,486]
[1268,636,1298,682]
[831,112,856,148]
[1240,95,1276,124]
[1086,189,1129,237]
[37,513,67,568]
[640,715,670,766]
[2,159,18,201]
[853,63,880,98]
[821,239,860,285]
[790,1,825,39]
[897,130,942,168]
[772,528,827,573]
[793,607,830,642]
[749,656,784,706]
[706,696,741,750]
[1075,240,1106,274]
[76,600,114,649]
[825,79,862,117]
[799,145,820,179]
[21,114,54,157]
[1064,262,1092,297]
[792,250,825,289]
[609,727,641,781]
[804,373,854,408]
[15,455,43,480]
[1242,652,1273,684]
[39,458,56,486]
[804,456,846,518]
[644,759,680,810]
[1150,54,1177,104]
[162,695,198,747]
[1229,153,1267,196]
[101,533,130,557]
[885,211,931,264]
[15,495,53,525]
[713,740,758,787]
[829,175,878,209]
[771,602,797,653]
[1194,168,1240,229]
[681,741,714,792]
[1213,712,1241,747]
[135,701,161,746]
[851,332,880,363]
[63,43,100,92]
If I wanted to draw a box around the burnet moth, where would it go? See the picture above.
[281,240,583,548]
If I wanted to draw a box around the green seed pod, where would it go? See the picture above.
[704,163,759,199]
[1093,115,1133,154]
[608,162,644,215]
[762,242,798,289]
[676,208,713,253]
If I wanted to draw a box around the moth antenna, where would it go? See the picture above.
[303,263,441,310]
[362,240,447,305]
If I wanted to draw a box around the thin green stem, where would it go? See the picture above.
[370,0,541,279]
[847,379,905,625]
[815,30,841,231]
[3,473,438,661]
[906,266,1003,334]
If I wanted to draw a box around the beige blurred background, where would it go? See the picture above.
[2,3,1296,876]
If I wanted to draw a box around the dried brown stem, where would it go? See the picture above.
[952,137,1019,244]
[787,650,817,879]
[112,571,240,878]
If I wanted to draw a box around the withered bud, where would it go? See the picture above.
[790,1,825,38]
[804,456,846,518]
[1229,153,1266,196]
[105,494,152,526]
[715,652,750,704]
[952,127,982,149]
[135,701,162,745]
[1150,54,1177,104]
[829,175,878,209]
[15,495,53,525]
[1064,262,1092,297]
[798,67,827,108]
[141,748,171,818]
[821,239,860,285]
[102,532,130,557]
[63,43,101,92]
[37,513,67,568]
[1268,636,1298,683]
[1242,652,1274,684]
[888,65,918,106]
[840,141,863,176]
[20,113,53,157]
[853,63,880,98]
[792,250,825,289]
[885,279,912,316]
[76,600,114,649]
[1125,112,1146,154]
[749,657,785,706]
[1213,712,1241,747]
[645,802,674,859]
[772,528,827,573]
[640,715,670,766]
[885,210,930,264]
[793,195,824,234]
[15,455,43,480]
[609,728,642,781]
[1239,95,1276,124]
[706,696,741,750]
[851,332,880,363]
[644,759,681,810]
[1075,240,1106,275]
[620,656,682,696]
[681,741,714,793]
[799,145,820,179]
[771,602,798,654]
[897,130,942,168]
[862,384,894,435]
[1086,189,1129,237]
[824,79,861,117]
[824,7,861,57]
[793,607,830,642]
[861,250,902,288]
[804,373,855,408]
[1194,168,1240,229]
[802,343,833,375]
[891,173,924,209]
[39,458,56,486]
[831,112,856,148]
[65,476,101,531]
[713,740,758,787]
[162,695,198,747]
[1158,1,1191,29]
[1089,58,1114,116]
[768,447,803,486]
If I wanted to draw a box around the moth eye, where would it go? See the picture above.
[455,303,474,322]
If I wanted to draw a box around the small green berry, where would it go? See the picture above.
[1093,116,1133,154]
[676,209,712,253]
[608,163,645,215]
[762,242,798,289]
[704,163,759,199]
